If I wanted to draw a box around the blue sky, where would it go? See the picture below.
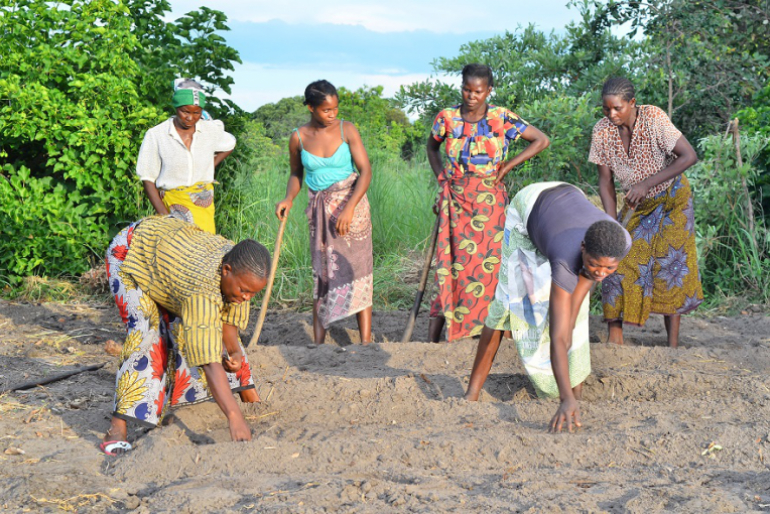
[167,1,581,111]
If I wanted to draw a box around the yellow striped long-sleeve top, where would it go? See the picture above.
[121,216,249,367]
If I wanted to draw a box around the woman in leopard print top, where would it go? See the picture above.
[589,77,703,348]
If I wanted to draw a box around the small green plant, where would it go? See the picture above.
[689,131,770,304]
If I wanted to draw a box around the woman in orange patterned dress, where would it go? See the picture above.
[426,64,550,342]
[590,77,703,347]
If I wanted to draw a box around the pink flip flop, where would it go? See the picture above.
[99,440,132,456]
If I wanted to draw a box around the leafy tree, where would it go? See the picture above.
[0,0,243,283]
[598,0,770,139]
[0,0,165,281]
[127,0,242,118]
[252,96,309,142]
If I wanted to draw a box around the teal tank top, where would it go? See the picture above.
[297,120,355,192]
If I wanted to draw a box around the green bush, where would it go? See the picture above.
[0,165,106,278]
[689,132,770,303]
[0,0,165,283]
[736,82,770,216]
[0,0,243,285]
[514,92,601,188]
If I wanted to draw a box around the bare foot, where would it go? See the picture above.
[104,417,127,442]
[464,389,480,401]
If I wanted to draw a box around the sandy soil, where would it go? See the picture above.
[1,298,769,513]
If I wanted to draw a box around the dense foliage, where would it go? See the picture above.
[253,86,425,159]
[736,82,770,212]
[0,0,163,280]
[1,0,768,307]
[128,1,242,117]
[689,132,769,303]
[0,0,242,284]
[599,0,770,140]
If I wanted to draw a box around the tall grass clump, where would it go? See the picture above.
[689,131,770,305]
[217,146,438,311]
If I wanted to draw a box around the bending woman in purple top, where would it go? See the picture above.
[465,183,630,433]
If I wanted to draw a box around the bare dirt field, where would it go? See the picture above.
[1,298,769,513]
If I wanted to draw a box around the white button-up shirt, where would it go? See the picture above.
[136,117,236,190]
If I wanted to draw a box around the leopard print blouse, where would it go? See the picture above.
[589,105,683,199]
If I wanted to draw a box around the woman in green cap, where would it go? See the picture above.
[136,79,236,234]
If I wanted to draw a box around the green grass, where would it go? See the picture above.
[216,150,439,311]
[8,130,768,317]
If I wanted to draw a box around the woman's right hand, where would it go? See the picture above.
[227,412,252,442]
[549,396,582,433]
[275,198,293,220]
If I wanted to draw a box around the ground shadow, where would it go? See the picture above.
[482,372,538,402]
[242,250,465,402]
[0,300,122,347]
[588,312,699,348]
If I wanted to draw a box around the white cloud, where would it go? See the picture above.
[169,0,578,34]
[168,1,580,110]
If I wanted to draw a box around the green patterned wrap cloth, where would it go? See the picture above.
[485,182,591,398]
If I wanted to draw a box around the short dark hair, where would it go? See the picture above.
[584,220,628,259]
[303,80,338,107]
[601,77,635,102]
[222,240,271,279]
[462,63,494,88]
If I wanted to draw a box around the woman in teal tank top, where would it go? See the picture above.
[276,80,374,345]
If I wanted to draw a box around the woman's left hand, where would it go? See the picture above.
[336,206,355,236]
[222,349,243,373]
[625,180,651,208]
[494,163,513,185]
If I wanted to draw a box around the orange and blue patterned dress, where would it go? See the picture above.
[105,217,257,428]
[430,104,528,340]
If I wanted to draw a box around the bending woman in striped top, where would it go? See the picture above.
[101,216,269,455]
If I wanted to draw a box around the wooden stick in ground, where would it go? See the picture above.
[248,215,288,348]
[1,363,106,394]
[401,215,441,343]
[731,118,756,235]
